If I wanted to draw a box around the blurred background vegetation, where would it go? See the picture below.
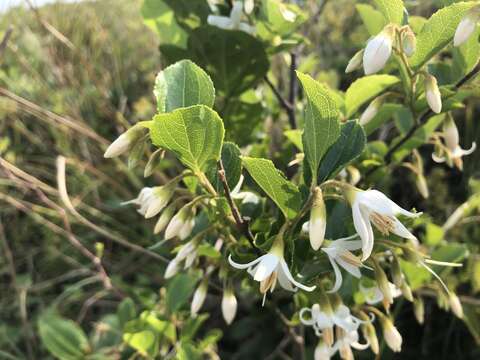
[0,0,479,359]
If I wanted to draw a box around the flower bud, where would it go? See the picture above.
[164,260,180,279]
[144,182,177,219]
[425,73,442,114]
[165,205,195,240]
[359,95,385,125]
[363,25,395,74]
[391,255,404,288]
[416,174,429,199]
[154,203,176,234]
[309,187,326,250]
[363,321,379,355]
[191,279,208,315]
[443,115,460,151]
[144,149,164,178]
[454,7,480,47]
[373,259,393,307]
[104,124,145,158]
[449,292,464,319]
[402,27,416,57]
[244,0,254,14]
[414,297,425,324]
[380,316,402,352]
[345,49,364,73]
[314,339,332,360]
[400,281,413,302]
[221,286,238,325]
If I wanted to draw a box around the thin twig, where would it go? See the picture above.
[0,26,13,59]
[264,76,296,129]
[288,52,298,129]
[217,160,260,254]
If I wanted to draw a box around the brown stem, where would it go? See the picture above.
[217,160,259,254]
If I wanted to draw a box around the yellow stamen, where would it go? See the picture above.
[370,212,396,235]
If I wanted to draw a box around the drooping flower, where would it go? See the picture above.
[154,202,176,234]
[164,204,195,240]
[207,1,255,34]
[379,316,402,352]
[454,7,480,47]
[321,235,369,293]
[228,237,315,305]
[363,25,395,75]
[164,238,199,279]
[309,187,327,251]
[344,188,422,261]
[123,181,177,219]
[359,94,386,125]
[425,73,442,114]
[401,26,416,57]
[314,339,333,360]
[449,292,464,319]
[230,175,260,205]
[221,286,238,325]
[191,279,208,315]
[333,328,370,360]
[359,281,401,305]
[432,115,476,170]
[104,124,146,158]
[345,49,364,73]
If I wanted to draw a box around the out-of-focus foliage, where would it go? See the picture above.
[0,0,479,359]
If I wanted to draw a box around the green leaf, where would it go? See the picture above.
[372,0,405,25]
[154,60,215,113]
[356,4,387,35]
[296,72,340,184]
[177,341,203,360]
[318,121,366,182]
[363,103,404,135]
[141,0,188,48]
[197,243,221,259]
[260,0,305,36]
[410,2,477,70]
[242,157,302,219]
[117,298,136,327]
[430,243,469,274]
[123,330,156,356]
[188,27,269,97]
[206,142,242,192]
[150,105,225,173]
[452,28,480,81]
[38,314,90,360]
[284,129,303,151]
[166,273,198,313]
[345,75,400,117]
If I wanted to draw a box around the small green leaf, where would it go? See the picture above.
[242,157,302,219]
[372,0,405,25]
[356,4,387,35]
[117,298,136,327]
[166,273,198,313]
[150,105,225,173]
[296,71,340,184]
[197,243,221,259]
[345,75,400,117]
[154,60,215,113]
[284,129,303,151]
[318,121,366,182]
[38,314,90,360]
[177,341,203,360]
[123,330,156,356]
[410,2,477,70]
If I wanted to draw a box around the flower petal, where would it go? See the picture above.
[253,254,279,281]
[391,218,417,240]
[279,259,316,292]
[336,257,362,278]
[299,307,316,326]
[325,255,343,293]
[207,15,233,29]
[228,253,263,270]
[277,264,296,292]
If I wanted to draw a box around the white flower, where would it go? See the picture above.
[345,49,364,73]
[300,303,371,337]
[333,328,370,360]
[363,25,395,75]
[207,1,255,34]
[359,95,386,125]
[164,205,195,240]
[221,287,238,325]
[104,124,145,158]
[345,188,422,261]
[309,187,326,251]
[432,116,476,170]
[359,282,401,305]
[314,340,333,360]
[231,175,260,205]
[191,279,208,315]
[425,73,442,114]
[244,0,254,15]
[123,183,176,219]
[228,238,315,305]
[154,203,176,234]
[164,239,199,279]
[380,316,402,352]
[454,8,480,47]
[321,235,369,293]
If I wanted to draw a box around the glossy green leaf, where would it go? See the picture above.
[318,121,366,182]
[356,4,386,35]
[297,71,340,184]
[150,105,224,172]
[242,157,302,219]
[38,314,90,360]
[207,142,242,192]
[154,60,215,113]
[284,129,303,151]
[166,273,198,313]
[410,2,477,70]
[372,0,405,24]
[123,330,156,356]
[345,75,400,117]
